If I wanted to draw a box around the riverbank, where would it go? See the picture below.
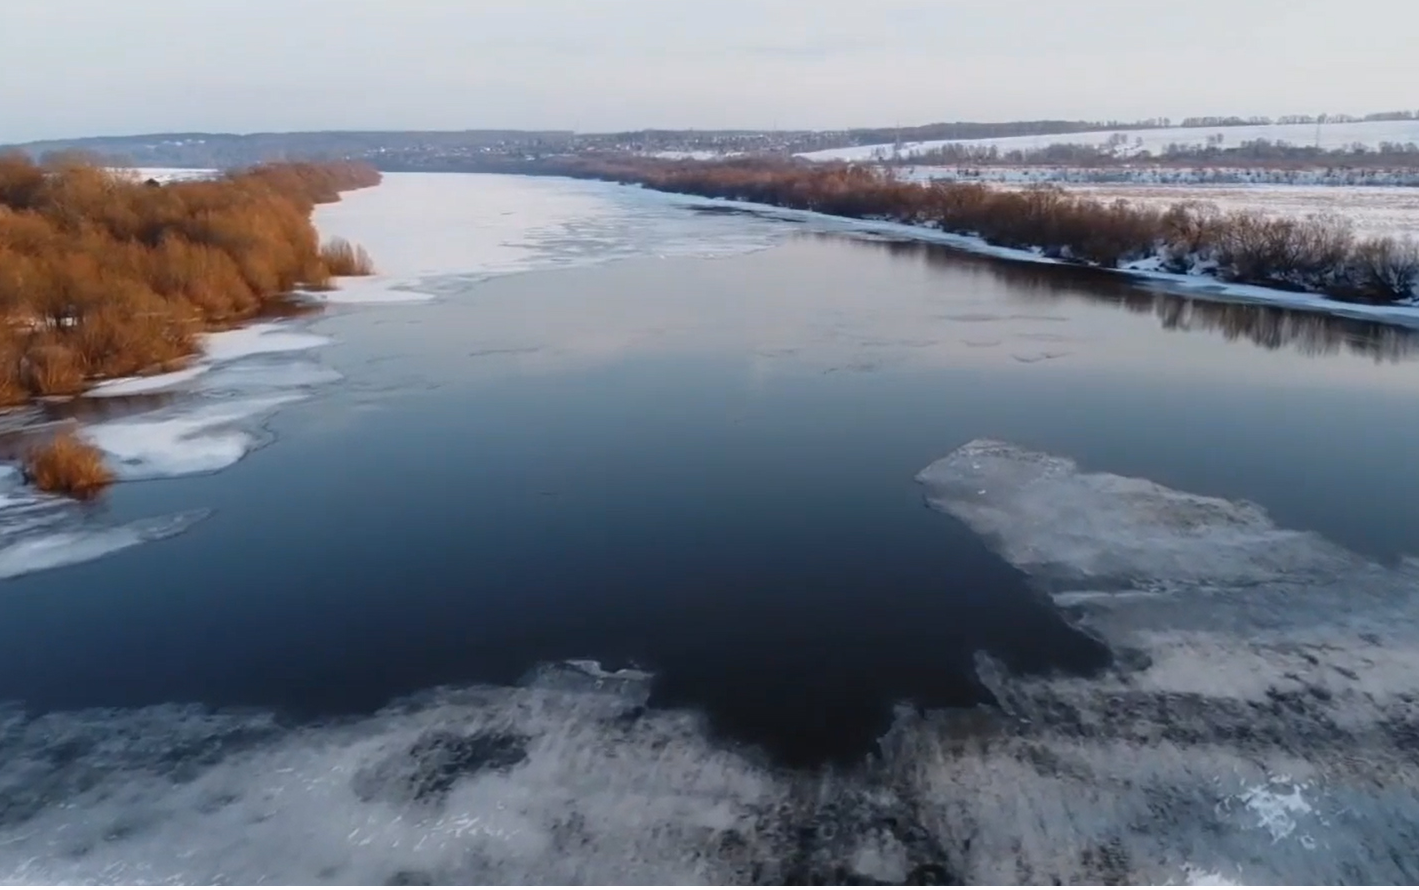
[0,157,379,409]
[508,158,1419,325]
[0,157,380,494]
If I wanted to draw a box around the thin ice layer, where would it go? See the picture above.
[202,323,332,363]
[0,682,784,885]
[903,439,1419,883]
[915,438,1362,589]
[86,364,212,397]
[197,360,343,393]
[0,511,210,581]
[83,395,306,479]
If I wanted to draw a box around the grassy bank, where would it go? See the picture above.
[0,157,380,407]
[546,158,1419,306]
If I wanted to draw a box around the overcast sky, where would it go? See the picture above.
[5,0,1416,142]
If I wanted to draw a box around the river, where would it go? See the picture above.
[1,173,1417,883]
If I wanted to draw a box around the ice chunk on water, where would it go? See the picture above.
[904,439,1419,884]
[0,510,209,581]
[1238,777,1314,843]
[1183,864,1240,885]
[915,438,1359,589]
[85,363,212,397]
[202,323,331,363]
[83,395,305,479]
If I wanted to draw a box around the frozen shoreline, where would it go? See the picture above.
[633,188,1419,329]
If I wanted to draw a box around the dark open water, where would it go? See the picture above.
[3,215,1419,767]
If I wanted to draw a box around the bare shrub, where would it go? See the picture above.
[1347,237,1419,303]
[21,342,85,395]
[320,238,376,276]
[0,157,378,405]
[23,431,113,499]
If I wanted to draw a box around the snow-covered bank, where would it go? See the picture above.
[898,164,1419,190]
[638,190,1419,329]
[0,321,335,579]
[800,119,1419,163]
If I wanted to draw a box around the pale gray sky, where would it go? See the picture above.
[4,0,1416,142]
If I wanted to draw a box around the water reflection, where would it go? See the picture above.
[850,236,1419,363]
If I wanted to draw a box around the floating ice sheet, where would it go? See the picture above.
[85,364,212,397]
[197,360,343,393]
[83,395,306,479]
[202,323,332,363]
[0,510,209,581]
[914,438,1360,589]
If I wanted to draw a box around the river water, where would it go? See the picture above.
[1,174,1418,883]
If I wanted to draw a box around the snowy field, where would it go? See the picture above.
[5,440,1419,882]
[898,165,1419,189]
[1007,183,1419,241]
[800,119,1419,162]
[896,173,1419,241]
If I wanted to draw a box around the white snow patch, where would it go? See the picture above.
[202,323,332,363]
[1182,864,1239,885]
[1238,778,1314,843]
[130,167,216,183]
[83,395,306,479]
[800,119,1419,163]
[85,363,211,397]
[0,511,209,581]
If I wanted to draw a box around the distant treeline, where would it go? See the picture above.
[1184,111,1419,127]
[530,157,1419,305]
[0,157,380,405]
[824,119,1173,149]
[4,131,573,171]
[8,110,1417,169]
[898,138,1419,169]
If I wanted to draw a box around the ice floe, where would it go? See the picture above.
[85,364,213,398]
[202,323,332,363]
[904,438,1419,883]
[83,395,306,480]
[0,511,209,581]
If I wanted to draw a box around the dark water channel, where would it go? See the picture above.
[4,228,1419,766]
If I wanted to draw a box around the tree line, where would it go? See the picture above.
[896,139,1419,170]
